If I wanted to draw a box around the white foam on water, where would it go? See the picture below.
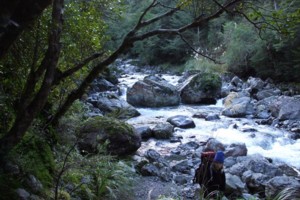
[121,73,300,169]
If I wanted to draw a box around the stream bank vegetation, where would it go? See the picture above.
[0,0,300,199]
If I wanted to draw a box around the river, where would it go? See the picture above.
[118,73,300,170]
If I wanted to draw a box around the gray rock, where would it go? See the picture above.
[245,159,283,177]
[135,126,153,140]
[225,143,248,157]
[205,113,220,121]
[171,160,193,174]
[93,93,140,120]
[231,76,244,88]
[278,97,300,120]
[127,75,180,107]
[167,115,196,129]
[243,171,269,190]
[152,123,174,139]
[140,164,160,176]
[174,175,189,185]
[78,116,141,156]
[227,163,248,177]
[159,167,172,182]
[145,149,161,162]
[89,77,118,93]
[256,88,281,100]
[179,72,222,104]
[16,188,30,200]
[226,174,246,194]
[265,176,300,198]
[26,175,43,193]
[204,138,225,152]
[246,77,265,91]
[222,92,254,117]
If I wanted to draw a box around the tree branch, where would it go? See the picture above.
[0,0,52,58]
[135,0,158,28]
[53,52,104,85]
[140,2,181,27]
[0,0,64,160]
[178,33,221,64]
[50,0,244,125]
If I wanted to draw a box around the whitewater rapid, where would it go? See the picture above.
[119,73,300,169]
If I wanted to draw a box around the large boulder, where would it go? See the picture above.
[225,174,246,195]
[246,77,265,92]
[265,176,300,198]
[256,88,281,100]
[226,154,285,196]
[178,72,222,104]
[152,122,174,139]
[127,75,180,107]
[224,143,248,157]
[87,93,140,120]
[278,96,300,120]
[256,95,300,120]
[222,92,254,117]
[89,77,118,94]
[77,116,141,156]
[135,126,153,140]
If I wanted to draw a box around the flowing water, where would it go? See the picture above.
[119,73,300,169]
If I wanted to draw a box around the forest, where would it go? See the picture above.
[0,0,300,199]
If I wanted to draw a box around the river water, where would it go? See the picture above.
[118,73,300,169]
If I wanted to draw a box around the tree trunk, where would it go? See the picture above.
[0,0,63,161]
[0,0,51,58]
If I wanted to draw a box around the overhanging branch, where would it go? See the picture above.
[178,33,221,64]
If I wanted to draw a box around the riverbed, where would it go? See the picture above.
[119,73,300,170]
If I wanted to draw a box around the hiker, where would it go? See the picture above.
[194,150,226,198]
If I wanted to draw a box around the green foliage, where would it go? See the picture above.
[221,20,261,75]
[183,57,226,74]
[0,92,14,134]
[247,0,300,37]
[156,196,179,200]
[63,0,109,60]
[111,0,197,66]
[57,190,71,200]
[55,146,136,200]
[80,116,135,137]
[58,100,88,137]
[190,72,222,93]
[15,133,55,187]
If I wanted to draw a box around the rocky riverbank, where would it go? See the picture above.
[83,61,300,199]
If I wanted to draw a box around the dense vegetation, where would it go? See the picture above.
[122,0,300,80]
[0,0,299,199]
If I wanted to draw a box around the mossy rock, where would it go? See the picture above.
[189,73,222,92]
[180,72,222,104]
[78,116,141,156]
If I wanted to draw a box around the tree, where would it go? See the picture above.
[0,0,52,58]
[1,0,298,160]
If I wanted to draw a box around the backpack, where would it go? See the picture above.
[193,151,215,185]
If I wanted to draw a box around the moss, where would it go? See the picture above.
[80,116,135,136]
[190,73,222,92]
[15,133,55,187]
